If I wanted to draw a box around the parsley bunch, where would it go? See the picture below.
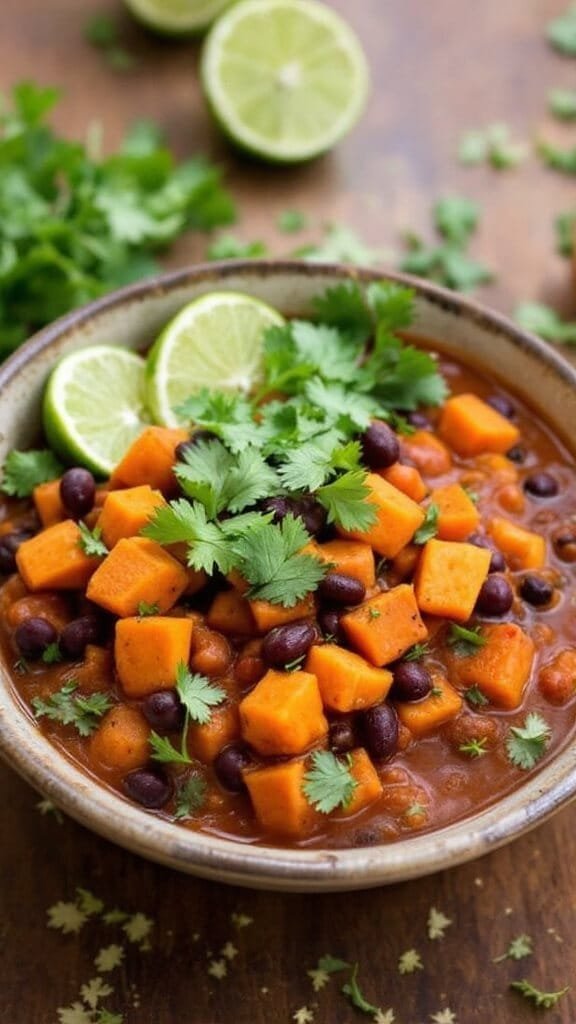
[0,82,235,358]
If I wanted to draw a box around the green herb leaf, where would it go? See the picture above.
[0,449,63,497]
[413,503,439,544]
[149,732,191,765]
[459,737,489,759]
[78,522,108,558]
[137,601,159,617]
[506,713,551,770]
[548,88,576,120]
[232,514,328,607]
[435,196,480,245]
[85,13,118,47]
[175,439,280,516]
[312,282,373,344]
[32,682,112,736]
[142,499,237,575]
[42,642,63,665]
[175,391,256,454]
[400,197,493,294]
[555,210,576,256]
[206,234,268,260]
[464,685,489,707]
[341,963,379,1016]
[317,955,351,974]
[510,979,569,1009]
[277,209,307,233]
[547,3,576,55]
[458,124,526,169]
[515,302,576,345]
[176,662,226,726]
[297,223,384,267]
[458,130,487,165]
[174,774,208,819]
[537,140,576,174]
[316,470,378,532]
[448,623,487,657]
[404,642,431,662]
[302,750,357,814]
[493,933,533,963]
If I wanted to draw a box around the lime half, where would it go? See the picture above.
[43,347,149,477]
[124,0,236,34]
[145,291,284,426]
[201,0,369,163]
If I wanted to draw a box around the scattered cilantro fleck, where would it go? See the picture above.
[464,685,489,708]
[537,139,576,174]
[1,448,63,497]
[206,234,268,260]
[47,900,88,934]
[85,13,136,72]
[547,3,576,55]
[284,655,306,672]
[400,197,493,293]
[510,979,569,1009]
[404,642,431,662]
[296,223,384,266]
[548,88,576,120]
[232,514,328,607]
[32,682,112,736]
[493,933,533,963]
[430,686,443,698]
[413,504,439,544]
[317,955,351,974]
[94,945,125,974]
[278,209,307,233]
[448,624,486,657]
[458,124,526,169]
[316,470,378,533]
[427,907,452,940]
[341,963,380,1016]
[78,522,108,558]
[174,774,208,819]
[405,801,427,818]
[137,601,159,617]
[369,608,381,620]
[302,750,357,814]
[151,663,225,766]
[430,1010,457,1024]
[555,210,576,256]
[515,302,576,345]
[37,797,64,823]
[506,713,551,770]
[459,737,489,758]
[398,949,424,974]
[42,642,63,665]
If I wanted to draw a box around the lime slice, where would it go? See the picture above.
[146,291,284,426]
[201,0,369,163]
[124,0,236,35]
[43,347,149,477]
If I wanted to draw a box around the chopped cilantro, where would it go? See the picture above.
[277,209,307,233]
[317,955,351,974]
[538,140,576,174]
[405,801,427,818]
[142,500,238,575]
[1,448,63,497]
[232,515,328,607]
[174,774,207,819]
[493,933,533,963]
[459,737,489,758]
[369,608,381,620]
[464,685,489,707]
[316,470,378,532]
[296,223,384,267]
[404,642,431,662]
[32,682,112,736]
[506,713,551,770]
[548,88,576,120]
[150,664,225,765]
[175,439,280,516]
[400,196,493,293]
[510,979,569,1009]
[547,3,576,55]
[555,210,576,256]
[427,907,452,940]
[85,13,136,71]
[448,624,486,657]
[341,963,380,1016]
[284,655,306,672]
[14,657,29,674]
[413,503,439,544]
[398,949,424,974]
[515,302,576,345]
[206,234,268,260]
[78,522,108,558]
[458,124,526,169]
[42,642,63,665]
[137,601,159,617]
[302,750,357,814]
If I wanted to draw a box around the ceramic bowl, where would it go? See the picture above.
[1,260,575,892]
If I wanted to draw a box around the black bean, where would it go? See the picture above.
[520,574,554,607]
[260,495,299,523]
[506,445,526,464]
[262,621,317,668]
[486,395,515,419]
[318,573,366,607]
[524,472,559,498]
[142,690,185,732]
[60,468,96,518]
[406,411,431,430]
[60,617,101,660]
[123,767,171,809]
[468,532,506,573]
[475,575,514,616]
[14,617,57,660]
[317,609,344,642]
[391,662,431,702]
[553,529,576,563]
[0,530,34,574]
[298,495,328,538]
[329,719,356,754]
[213,744,251,792]
[359,703,399,760]
[361,421,400,470]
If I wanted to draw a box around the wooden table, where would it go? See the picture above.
[1,2,575,1021]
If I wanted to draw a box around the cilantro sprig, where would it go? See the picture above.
[232,515,328,607]
[506,713,551,770]
[0,448,63,498]
[510,979,569,1009]
[400,196,494,293]
[32,682,112,736]
[447,624,486,657]
[78,522,108,558]
[302,751,357,814]
[149,663,226,766]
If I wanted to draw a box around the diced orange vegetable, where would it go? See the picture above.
[380,462,428,502]
[414,539,491,621]
[448,623,534,709]
[341,584,428,666]
[7,592,71,632]
[87,537,188,617]
[90,704,150,771]
[391,544,420,581]
[114,615,193,697]
[33,479,65,527]
[496,483,525,515]
[249,594,315,633]
[109,426,189,493]
[207,589,256,635]
[187,704,239,763]
[16,520,101,591]
[99,485,166,548]
[306,644,392,712]
[239,669,328,756]
[396,674,463,736]
[68,645,113,692]
[475,453,518,481]
[488,517,546,570]
[316,539,376,588]
[439,393,520,456]
[334,748,383,817]
[339,474,425,558]
[431,483,480,541]
[403,430,452,476]
[244,760,319,838]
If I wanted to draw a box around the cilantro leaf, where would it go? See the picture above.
[176,662,226,726]
[278,437,360,493]
[85,13,136,72]
[142,499,237,575]
[400,197,493,294]
[1,448,63,497]
[413,503,439,544]
[464,685,489,707]
[32,682,112,736]
[448,624,486,657]
[549,88,576,120]
[277,209,306,233]
[493,933,533,963]
[302,750,357,814]
[297,223,384,267]
[404,642,431,662]
[137,600,159,617]
[366,281,415,331]
[556,210,576,256]
[547,3,576,55]
[459,124,526,170]
[515,302,576,345]
[304,378,376,430]
[232,514,327,607]
[175,391,257,453]
[317,955,351,974]
[510,979,569,1009]
[206,234,268,260]
[316,470,377,532]
[312,282,373,344]
[537,140,576,174]
[149,732,192,765]
[506,713,551,770]
[174,774,208,819]
[78,522,108,558]
[42,642,63,665]
[341,963,379,1016]
[459,737,489,758]
[435,196,480,245]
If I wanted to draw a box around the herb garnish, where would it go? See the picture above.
[515,302,576,345]
[413,503,439,544]
[459,737,489,759]
[341,963,380,1016]
[0,448,63,497]
[78,522,108,558]
[174,774,208,819]
[206,235,268,261]
[404,642,431,662]
[506,713,551,770]
[399,196,494,293]
[447,624,486,657]
[277,209,307,233]
[42,642,63,665]
[510,979,569,1009]
[547,3,576,55]
[464,685,489,708]
[302,751,357,814]
[459,124,526,169]
[137,601,160,617]
[149,663,226,765]
[85,13,136,71]
[548,88,576,120]
[537,140,576,174]
[555,210,576,256]
[493,934,533,963]
[32,682,112,736]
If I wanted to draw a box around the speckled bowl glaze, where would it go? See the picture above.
[1,261,575,892]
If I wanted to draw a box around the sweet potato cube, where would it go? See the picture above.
[380,462,428,502]
[249,594,315,633]
[396,675,463,736]
[16,520,101,591]
[244,760,319,838]
[316,539,376,588]
[207,589,256,635]
[33,479,65,528]
[90,705,150,771]
[488,517,546,570]
[414,539,491,622]
[448,623,534,709]
[187,703,239,763]
[339,474,425,558]
[341,584,428,666]
[110,426,189,494]
[239,669,328,756]
[114,615,193,697]
[431,483,480,541]
[439,393,520,456]
[403,430,452,476]
[334,748,383,817]
[87,536,188,617]
[99,485,166,548]
[306,644,393,712]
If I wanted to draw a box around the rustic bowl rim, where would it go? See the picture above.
[1,258,575,891]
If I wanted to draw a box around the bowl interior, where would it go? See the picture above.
[1,260,575,891]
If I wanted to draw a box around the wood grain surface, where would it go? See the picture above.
[1,2,576,1022]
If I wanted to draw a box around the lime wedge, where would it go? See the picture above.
[124,0,236,34]
[43,347,149,477]
[145,291,284,426]
[201,0,369,163]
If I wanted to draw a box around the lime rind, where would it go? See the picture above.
[201,0,370,163]
[145,291,284,426]
[43,346,149,477]
[124,0,237,34]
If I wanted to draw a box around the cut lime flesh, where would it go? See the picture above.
[145,291,284,427]
[43,347,149,477]
[124,0,236,33]
[201,0,369,162]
